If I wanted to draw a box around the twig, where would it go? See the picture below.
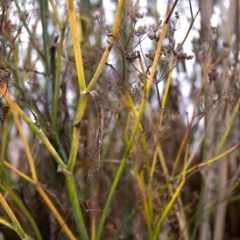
[188,0,193,20]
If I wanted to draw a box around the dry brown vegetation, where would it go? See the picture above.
[0,0,239,239]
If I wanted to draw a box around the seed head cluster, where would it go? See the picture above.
[0,64,11,84]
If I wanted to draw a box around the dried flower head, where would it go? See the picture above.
[208,69,218,82]
[132,12,144,22]
[133,25,147,37]
[174,51,193,60]
[0,64,11,84]
[146,50,159,61]
[126,50,138,62]
[175,11,180,19]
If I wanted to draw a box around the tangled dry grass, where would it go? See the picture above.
[0,0,239,239]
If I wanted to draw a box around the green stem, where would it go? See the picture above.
[67,96,88,172]
[0,88,67,171]
[53,27,65,131]
[0,185,43,240]
[66,175,89,240]
[54,133,68,163]
[39,0,52,117]
[96,96,148,239]
[0,193,33,240]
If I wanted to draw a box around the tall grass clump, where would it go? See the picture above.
[0,0,239,239]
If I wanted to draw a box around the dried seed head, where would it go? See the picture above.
[208,69,218,82]
[148,33,155,40]
[127,82,143,105]
[174,51,193,60]
[148,32,161,42]
[0,65,11,83]
[126,50,138,62]
[157,20,162,26]
[0,64,6,70]
[105,24,112,34]
[134,25,147,37]
[175,11,180,19]
[187,55,193,60]
[134,12,144,20]
[146,50,158,61]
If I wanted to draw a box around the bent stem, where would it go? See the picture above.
[0,184,43,240]
[96,6,169,234]
[0,193,32,240]
[2,159,77,240]
[0,87,67,171]
[66,1,126,238]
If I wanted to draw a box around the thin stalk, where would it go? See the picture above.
[39,0,52,117]
[169,9,201,177]
[45,25,68,163]
[91,182,100,240]
[0,185,43,240]
[5,61,46,127]
[36,185,77,240]
[124,111,131,143]
[81,0,91,17]
[62,98,87,239]
[1,160,35,183]
[0,193,31,239]
[0,218,15,231]
[190,42,237,239]
[67,0,126,173]
[96,127,140,239]
[138,51,150,176]
[53,27,65,131]
[1,160,77,239]
[66,0,86,91]
[64,12,94,237]
[101,114,118,159]
[153,146,190,240]
[153,141,189,239]
[0,115,10,158]
[0,87,67,171]
[148,141,159,225]
[96,1,169,235]
[14,0,44,60]
[6,15,23,88]
[96,97,146,240]
[0,115,11,182]
[65,175,89,240]
[133,163,152,237]
[215,98,240,156]
[11,94,76,239]
[67,95,88,171]
[173,141,240,180]
[96,86,151,240]
[121,53,152,226]
[12,111,37,181]
[54,133,68,163]
[146,19,168,94]
[49,0,63,29]
[153,180,185,240]
[87,0,125,91]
